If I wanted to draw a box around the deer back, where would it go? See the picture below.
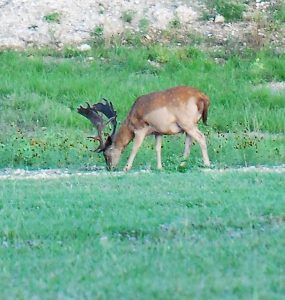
[125,86,210,135]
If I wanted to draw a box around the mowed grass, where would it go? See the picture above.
[0,171,284,299]
[0,46,284,169]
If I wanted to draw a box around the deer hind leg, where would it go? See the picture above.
[183,134,193,160]
[124,129,148,171]
[184,127,210,167]
[155,135,163,169]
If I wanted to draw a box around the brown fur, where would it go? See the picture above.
[113,121,134,150]
[197,94,210,125]
[105,86,211,170]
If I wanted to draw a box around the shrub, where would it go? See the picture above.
[169,17,181,29]
[121,10,135,24]
[139,18,150,33]
[43,12,61,24]
[272,2,285,23]
[91,25,105,46]
[206,0,246,21]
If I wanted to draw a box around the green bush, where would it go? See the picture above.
[90,25,105,46]
[272,3,285,23]
[121,10,135,24]
[139,18,150,33]
[43,11,61,24]
[206,0,246,21]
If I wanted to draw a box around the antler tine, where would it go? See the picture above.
[77,102,106,152]
[78,98,118,152]
[93,98,117,138]
[87,135,105,152]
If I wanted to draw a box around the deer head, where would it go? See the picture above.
[77,99,118,170]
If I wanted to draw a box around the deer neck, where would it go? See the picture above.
[112,120,134,151]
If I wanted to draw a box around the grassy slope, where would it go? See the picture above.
[0,47,284,169]
[0,171,284,299]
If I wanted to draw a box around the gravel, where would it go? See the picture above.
[1,0,283,50]
[0,0,200,48]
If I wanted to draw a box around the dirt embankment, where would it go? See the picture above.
[0,0,284,50]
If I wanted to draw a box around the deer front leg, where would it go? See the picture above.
[155,135,162,169]
[124,130,147,171]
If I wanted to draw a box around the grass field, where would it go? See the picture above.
[0,46,284,169]
[0,170,284,299]
[0,44,285,299]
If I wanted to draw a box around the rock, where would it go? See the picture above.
[214,15,225,24]
[77,43,91,51]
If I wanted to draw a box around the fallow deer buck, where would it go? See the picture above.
[78,86,210,171]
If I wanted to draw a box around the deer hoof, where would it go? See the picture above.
[123,165,131,172]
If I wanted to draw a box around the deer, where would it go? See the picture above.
[77,86,210,171]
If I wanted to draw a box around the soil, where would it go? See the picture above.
[0,0,284,50]
[0,166,284,180]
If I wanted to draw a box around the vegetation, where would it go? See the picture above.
[43,11,61,24]
[139,18,150,33]
[1,171,284,299]
[0,32,284,299]
[1,0,285,297]
[0,45,284,169]
[272,2,285,23]
[121,10,136,24]
[204,0,246,21]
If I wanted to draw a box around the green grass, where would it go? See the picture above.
[0,171,284,299]
[0,44,284,299]
[272,2,285,23]
[0,46,285,169]
[204,0,246,21]
[43,12,61,24]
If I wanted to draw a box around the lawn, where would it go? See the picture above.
[0,44,285,299]
[0,171,284,299]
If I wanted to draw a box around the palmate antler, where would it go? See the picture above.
[92,99,117,137]
[77,99,117,152]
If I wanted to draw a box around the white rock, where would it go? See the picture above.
[77,43,91,51]
[215,15,225,24]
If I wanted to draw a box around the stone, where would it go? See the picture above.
[215,15,225,24]
[77,43,91,51]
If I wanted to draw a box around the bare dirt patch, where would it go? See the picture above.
[255,82,285,94]
[204,165,285,174]
[0,166,284,180]
[0,168,150,180]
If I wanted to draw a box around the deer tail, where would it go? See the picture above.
[198,94,210,125]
